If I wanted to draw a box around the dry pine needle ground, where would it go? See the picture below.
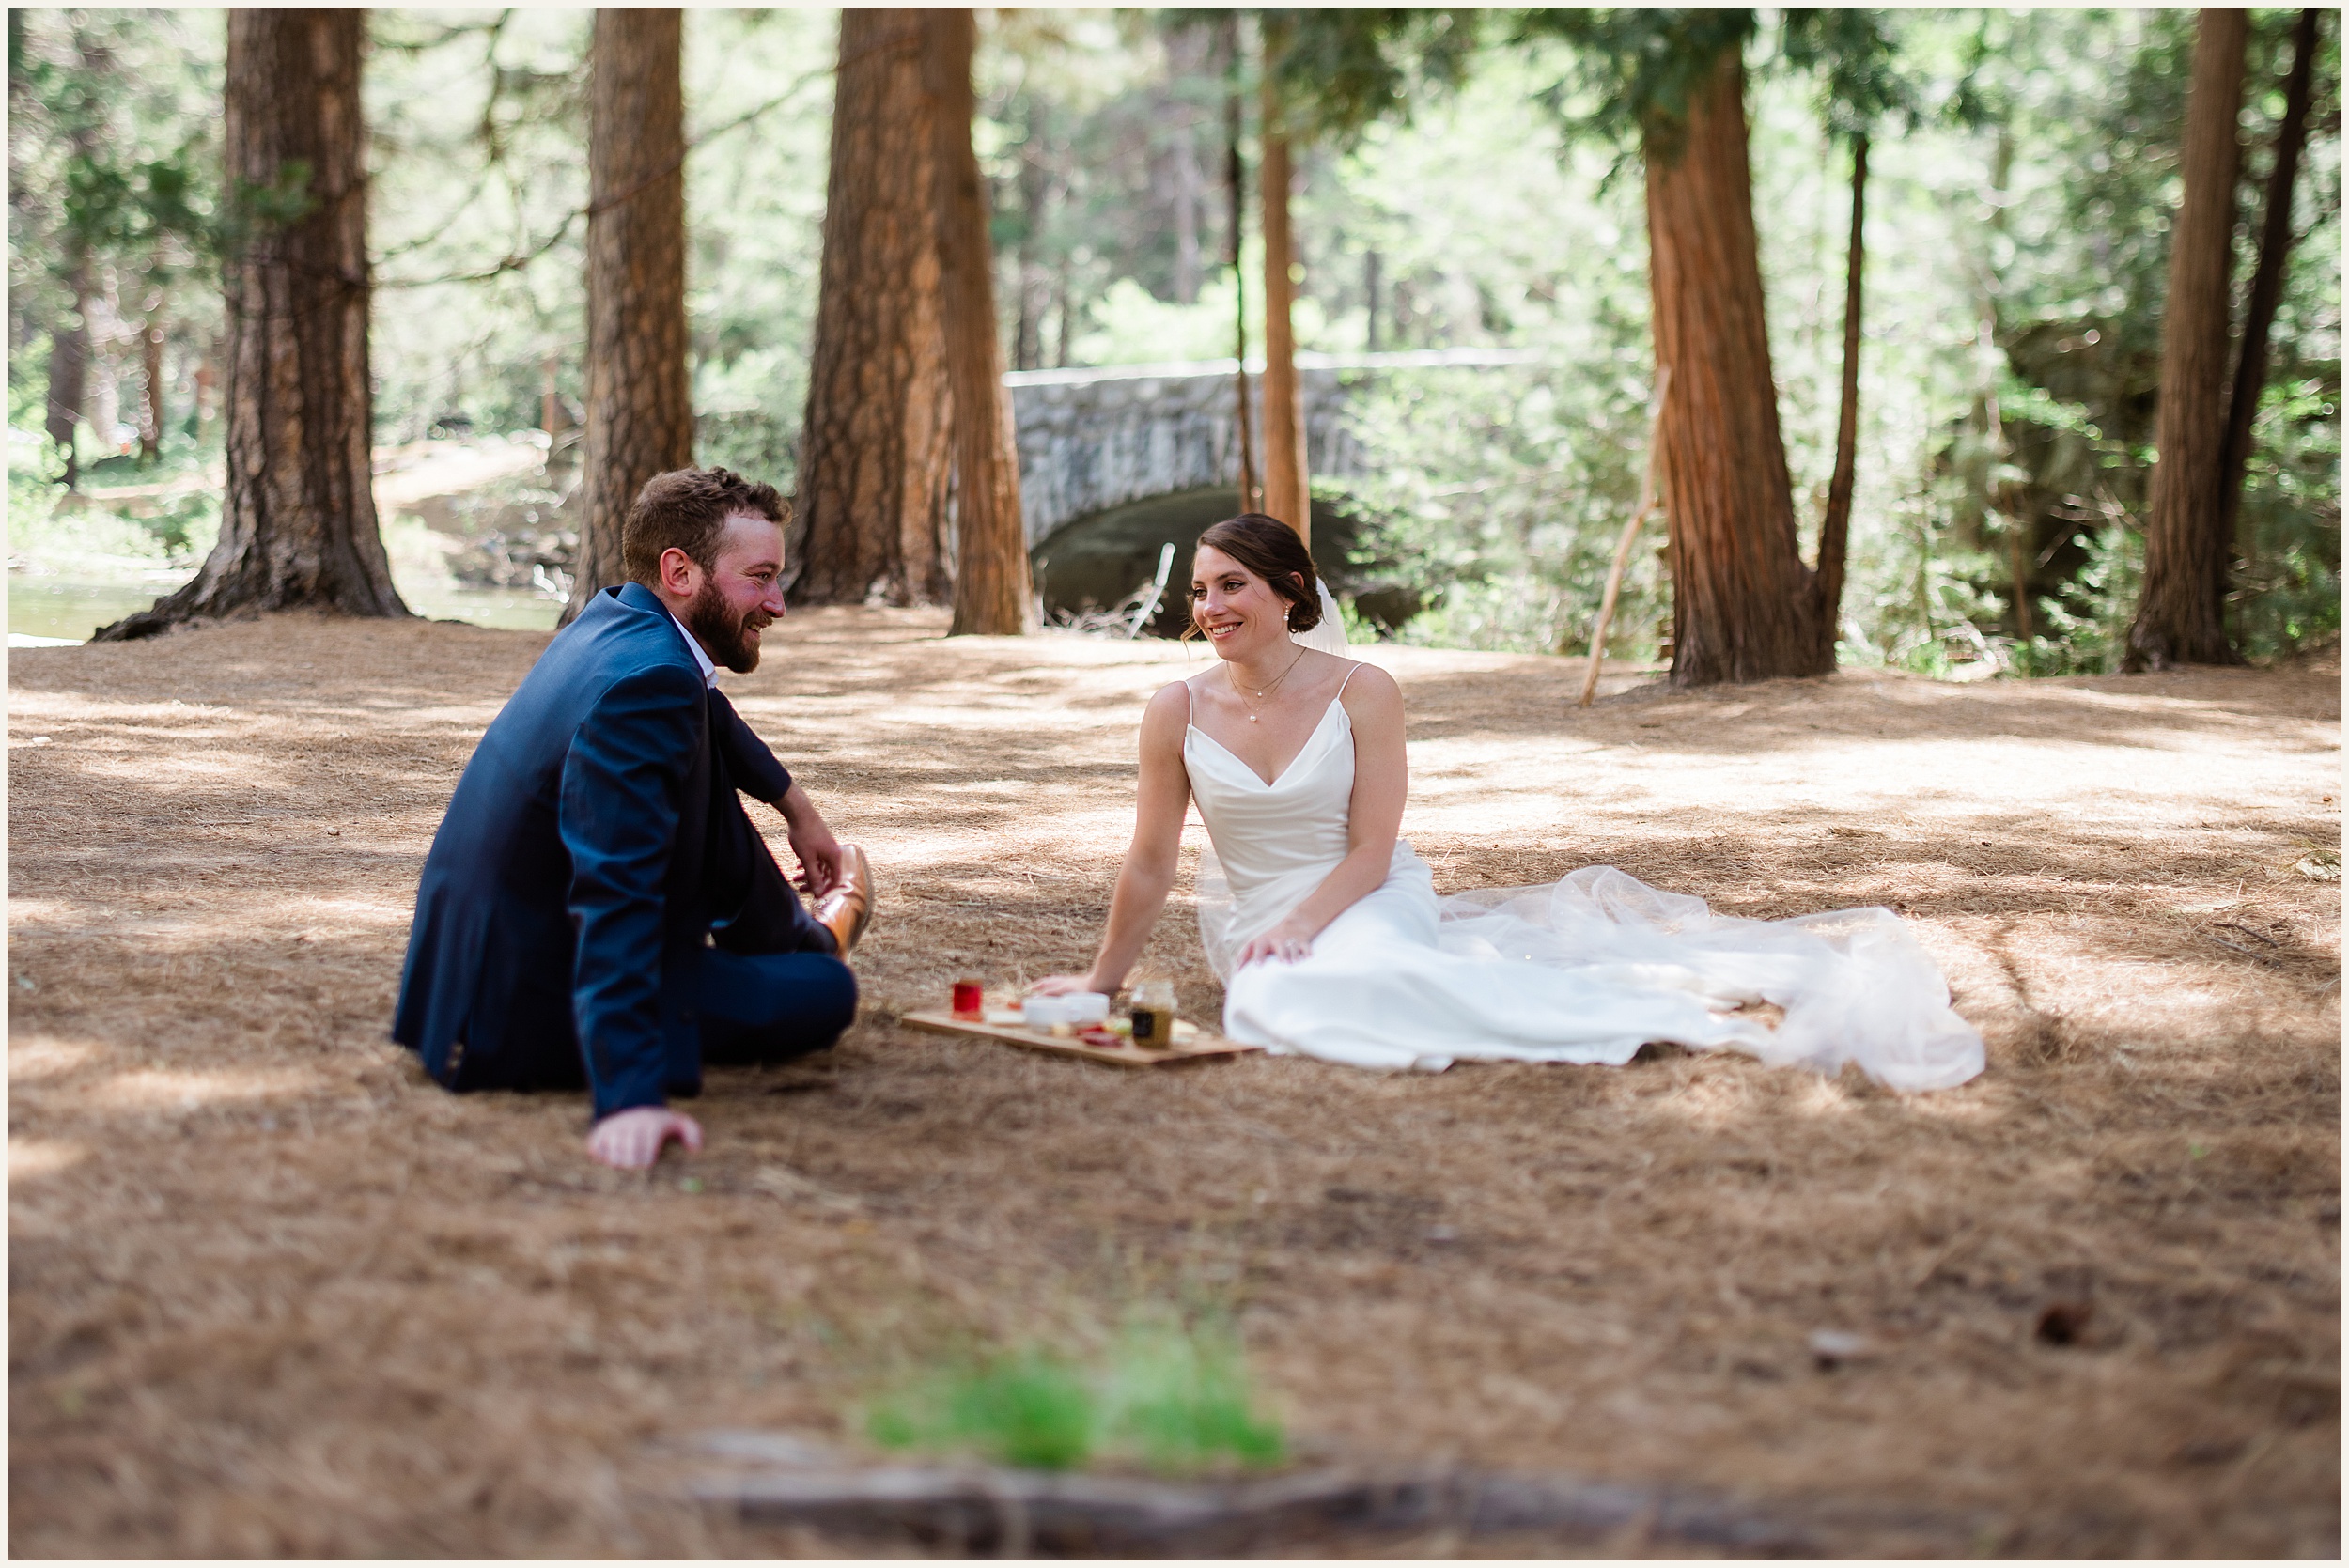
[8,608,2341,1557]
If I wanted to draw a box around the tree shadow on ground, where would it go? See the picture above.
[7,612,2339,1558]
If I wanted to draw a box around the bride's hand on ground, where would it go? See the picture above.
[1236,918,1315,969]
[1028,973,1101,997]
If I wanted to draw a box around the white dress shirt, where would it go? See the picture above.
[665,606,717,687]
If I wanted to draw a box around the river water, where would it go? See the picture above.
[8,572,562,644]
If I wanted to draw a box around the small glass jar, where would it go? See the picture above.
[1128,978,1179,1048]
[951,978,984,1019]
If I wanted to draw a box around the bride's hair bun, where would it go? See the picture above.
[1195,513,1322,632]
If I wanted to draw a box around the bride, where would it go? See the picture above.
[1034,514,1984,1091]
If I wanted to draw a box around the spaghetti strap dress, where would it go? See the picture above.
[1182,668,1983,1089]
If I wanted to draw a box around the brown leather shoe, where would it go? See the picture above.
[812,844,874,955]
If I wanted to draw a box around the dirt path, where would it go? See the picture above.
[8,610,2340,1556]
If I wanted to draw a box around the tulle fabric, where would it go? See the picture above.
[1429,870,1984,1090]
[1186,679,1984,1092]
[1290,581,1352,655]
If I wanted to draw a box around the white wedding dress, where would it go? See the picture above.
[1185,618,1984,1091]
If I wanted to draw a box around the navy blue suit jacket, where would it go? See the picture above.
[393,582,802,1117]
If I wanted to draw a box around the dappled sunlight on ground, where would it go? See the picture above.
[7,608,2340,1556]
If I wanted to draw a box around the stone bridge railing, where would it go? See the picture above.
[1005,348,1536,547]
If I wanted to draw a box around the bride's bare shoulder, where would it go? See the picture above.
[1150,674,1203,707]
[1334,661,1400,737]
[1142,677,1197,732]
[1332,657,1401,707]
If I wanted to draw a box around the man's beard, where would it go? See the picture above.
[683,577,770,674]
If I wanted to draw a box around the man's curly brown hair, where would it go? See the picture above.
[621,467,789,586]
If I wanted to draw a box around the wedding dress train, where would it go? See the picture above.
[1186,659,1984,1092]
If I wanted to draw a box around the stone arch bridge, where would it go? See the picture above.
[1005,349,1532,629]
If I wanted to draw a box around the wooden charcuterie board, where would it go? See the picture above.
[900,1010,1259,1068]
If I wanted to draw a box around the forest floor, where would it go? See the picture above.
[8,608,2341,1558]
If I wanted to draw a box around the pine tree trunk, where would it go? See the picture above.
[1221,15,1259,514]
[1643,51,1823,686]
[1173,112,1202,304]
[139,275,166,464]
[1014,136,1047,372]
[44,261,86,489]
[2217,8,2323,538]
[2126,8,2250,671]
[194,351,217,442]
[43,24,110,489]
[566,8,692,620]
[1813,134,1866,664]
[96,8,403,641]
[790,9,951,607]
[926,8,1031,636]
[1258,42,1310,544]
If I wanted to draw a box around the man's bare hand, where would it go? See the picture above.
[778,783,845,895]
[788,824,844,896]
[587,1106,703,1170]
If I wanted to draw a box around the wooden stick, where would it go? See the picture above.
[1579,366,1672,707]
[1127,541,1176,639]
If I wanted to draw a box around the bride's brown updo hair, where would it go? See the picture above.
[1192,513,1323,633]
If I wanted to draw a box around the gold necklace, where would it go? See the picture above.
[1231,646,1308,722]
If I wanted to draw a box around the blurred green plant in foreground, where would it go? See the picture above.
[864,1315,1284,1474]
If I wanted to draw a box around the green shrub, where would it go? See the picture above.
[864,1317,1283,1475]
[1101,1320,1285,1472]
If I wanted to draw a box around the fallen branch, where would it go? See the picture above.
[2201,930,2281,967]
[693,1462,1829,1555]
[1578,365,1671,707]
[1127,541,1176,639]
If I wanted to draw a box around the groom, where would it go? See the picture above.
[394,467,871,1170]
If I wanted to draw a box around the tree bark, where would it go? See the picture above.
[1812,133,1865,663]
[1221,14,1259,514]
[139,275,166,464]
[926,8,1031,636]
[1014,131,1048,372]
[2126,8,2250,671]
[566,8,693,620]
[1172,114,1202,304]
[2217,8,2323,539]
[97,8,403,641]
[43,26,108,489]
[1258,36,1311,544]
[1643,52,1823,686]
[43,260,87,489]
[791,9,951,607]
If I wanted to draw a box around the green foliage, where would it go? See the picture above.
[8,8,226,472]
[1514,7,1757,152]
[6,8,2336,671]
[1330,363,1662,657]
[365,8,591,442]
[2230,373,2344,661]
[865,1316,1283,1475]
[1779,8,1923,142]
[6,451,218,573]
[1272,8,1484,144]
[1100,1317,1286,1472]
[869,1348,1098,1470]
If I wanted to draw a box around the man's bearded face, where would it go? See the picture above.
[684,569,773,674]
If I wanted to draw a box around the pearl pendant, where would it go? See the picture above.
[1248,714,1258,722]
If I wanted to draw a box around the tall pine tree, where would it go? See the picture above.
[565,8,693,620]
[97,8,403,640]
